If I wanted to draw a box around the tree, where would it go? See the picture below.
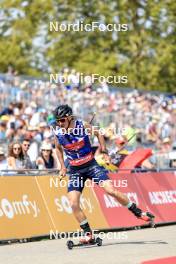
[0,0,175,91]
[0,0,53,75]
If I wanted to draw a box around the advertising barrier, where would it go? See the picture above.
[93,173,147,227]
[36,176,108,232]
[93,171,176,227]
[0,176,53,240]
[0,170,176,240]
[0,175,108,240]
[135,172,176,223]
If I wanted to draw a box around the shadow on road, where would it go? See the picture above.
[73,240,167,250]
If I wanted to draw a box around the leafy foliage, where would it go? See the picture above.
[0,0,175,91]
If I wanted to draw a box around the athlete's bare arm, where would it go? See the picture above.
[84,122,111,163]
[54,135,67,176]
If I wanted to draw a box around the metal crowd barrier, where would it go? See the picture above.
[0,168,175,177]
[0,169,59,176]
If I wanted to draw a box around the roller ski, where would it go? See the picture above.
[66,232,102,250]
[129,203,156,227]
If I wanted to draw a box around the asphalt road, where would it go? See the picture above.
[0,225,175,264]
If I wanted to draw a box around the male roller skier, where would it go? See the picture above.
[53,104,155,243]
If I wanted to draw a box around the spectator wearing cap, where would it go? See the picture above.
[153,137,172,169]
[160,137,172,153]
[43,128,53,142]
[0,147,8,170]
[36,142,60,169]
[27,126,42,142]
[38,122,47,141]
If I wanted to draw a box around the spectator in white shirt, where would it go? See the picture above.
[0,147,8,170]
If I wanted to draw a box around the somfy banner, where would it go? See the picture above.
[0,176,53,240]
[0,175,108,240]
[0,171,176,240]
[36,176,108,232]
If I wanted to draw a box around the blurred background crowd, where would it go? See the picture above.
[0,68,176,172]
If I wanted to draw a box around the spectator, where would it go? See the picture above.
[0,102,14,116]
[160,137,172,153]
[169,152,176,168]
[0,71,175,171]
[7,142,25,170]
[169,142,176,168]
[0,121,6,140]
[0,147,8,170]
[153,138,173,169]
[27,126,40,163]
[38,122,47,141]
[21,139,33,169]
[36,142,60,169]
[108,136,129,167]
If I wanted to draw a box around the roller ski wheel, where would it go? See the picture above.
[66,237,103,249]
[139,212,156,228]
[67,240,74,250]
[96,237,103,246]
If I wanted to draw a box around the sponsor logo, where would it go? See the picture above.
[0,195,40,219]
[54,195,93,214]
[149,190,176,205]
[104,192,138,208]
